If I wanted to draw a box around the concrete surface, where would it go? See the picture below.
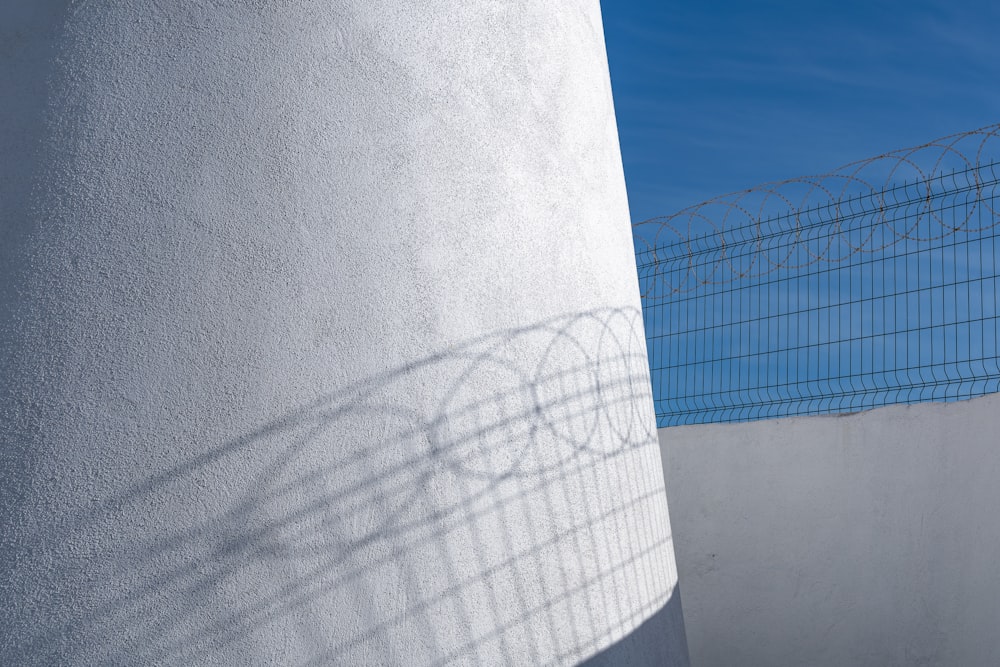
[0,2,687,665]
[660,393,1000,667]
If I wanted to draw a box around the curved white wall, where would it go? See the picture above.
[0,2,687,665]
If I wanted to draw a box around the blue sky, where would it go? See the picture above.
[602,0,1000,222]
[602,1,1000,424]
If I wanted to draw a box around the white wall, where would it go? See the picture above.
[660,394,1000,667]
[0,2,687,665]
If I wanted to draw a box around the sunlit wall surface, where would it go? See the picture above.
[0,2,687,664]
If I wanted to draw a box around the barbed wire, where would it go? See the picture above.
[634,124,1000,426]
[634,124,1000,297]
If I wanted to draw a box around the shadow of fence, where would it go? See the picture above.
[3,307,684,666]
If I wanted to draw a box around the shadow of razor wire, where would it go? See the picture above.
[4,307,686,666]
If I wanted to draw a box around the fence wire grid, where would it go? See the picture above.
[634,124,1000,426]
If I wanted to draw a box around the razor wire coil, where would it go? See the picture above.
[635,124,1000,426]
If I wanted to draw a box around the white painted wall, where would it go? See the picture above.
[660,394,1000,667]
[0,2,687,665]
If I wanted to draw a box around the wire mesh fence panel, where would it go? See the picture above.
[634,125,1000,427]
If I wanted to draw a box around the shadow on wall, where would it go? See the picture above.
[7,308,685,666]
[578,587,688,667]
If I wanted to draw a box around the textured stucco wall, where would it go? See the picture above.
[660,394,1000,667]
[0,2,687,665]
